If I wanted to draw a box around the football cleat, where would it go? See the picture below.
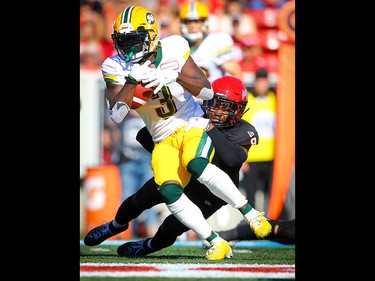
[202,238,238,249]
[83,221,128,246]
[245,210,272,239]
[117,238,153,257]
[205,237,233,260]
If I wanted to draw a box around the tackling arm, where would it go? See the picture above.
[207,125,248,169]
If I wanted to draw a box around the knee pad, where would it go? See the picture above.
[158,183,183,204]
[187,157,209,178]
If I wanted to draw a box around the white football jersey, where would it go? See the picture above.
[102,35,204,142]
[190,32,236,83]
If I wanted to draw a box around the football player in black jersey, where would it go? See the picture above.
[84,75,268,256]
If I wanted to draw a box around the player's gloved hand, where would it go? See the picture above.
[184,117,210,133]
[143,68,178,94]
[126,60,152,84]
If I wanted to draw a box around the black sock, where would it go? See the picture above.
[218,221,257,241]
[108,221,117,233]
[114,196,140,224]
[218,227,239,241]
[143,238,156,254]
[236,222,257,240]
[108,221,127,233]
[269,219,295,244]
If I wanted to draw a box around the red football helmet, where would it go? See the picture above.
[202,76,248,130]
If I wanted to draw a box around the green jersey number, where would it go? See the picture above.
[152,87,177,119]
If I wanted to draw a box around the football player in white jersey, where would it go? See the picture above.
[179,1,242,85]
[97,5,271,260]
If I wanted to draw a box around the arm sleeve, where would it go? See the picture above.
[136,126,154,153]
[207,127,247,168]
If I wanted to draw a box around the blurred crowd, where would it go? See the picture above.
[80,0,294,238]
[80,0,292,87]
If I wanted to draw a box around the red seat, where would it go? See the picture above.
[246,8,279,28]
[263,51,279,73]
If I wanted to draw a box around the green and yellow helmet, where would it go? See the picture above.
[111,6,159,63]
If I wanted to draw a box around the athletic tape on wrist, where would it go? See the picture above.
[196,87,214,100]
[109,101,130,124]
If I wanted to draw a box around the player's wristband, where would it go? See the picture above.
[109,101,130,124]
[196,87,214,100]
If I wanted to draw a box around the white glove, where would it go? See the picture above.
[126,60,152,83]
[184,117,210,133]
[142,68,178,94]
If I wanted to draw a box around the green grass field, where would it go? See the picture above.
[80,241,295,280]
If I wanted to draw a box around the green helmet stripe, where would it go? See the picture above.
[123,6,134,24]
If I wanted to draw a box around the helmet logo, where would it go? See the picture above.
[242,89,248,101]
[146,12,155,24]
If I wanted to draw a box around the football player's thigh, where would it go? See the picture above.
[152,142,191,187]
[182,128,214,165]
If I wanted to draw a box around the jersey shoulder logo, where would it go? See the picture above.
[247,131,255,137]
[247,130,258,145]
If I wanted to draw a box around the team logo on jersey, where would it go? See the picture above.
[247,131,258,145]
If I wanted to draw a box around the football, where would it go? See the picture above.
[131,83,154,109]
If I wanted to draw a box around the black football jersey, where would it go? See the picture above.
[213,119,258,178]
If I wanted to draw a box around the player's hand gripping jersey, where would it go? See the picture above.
[102,35,203,142]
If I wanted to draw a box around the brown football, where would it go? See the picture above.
[131,83,154,109]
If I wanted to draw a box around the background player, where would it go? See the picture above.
[179,1,242,87]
